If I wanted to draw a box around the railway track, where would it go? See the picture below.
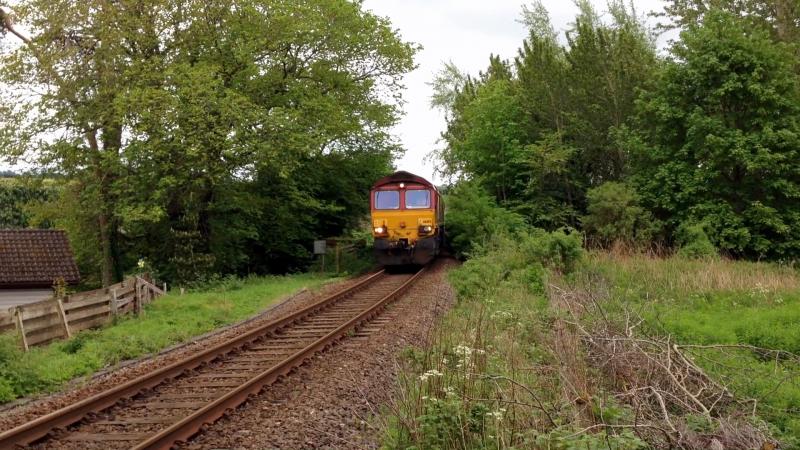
[0,268,426,450]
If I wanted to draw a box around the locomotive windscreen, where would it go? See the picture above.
[375,190,400,209]
[405,190,430,209]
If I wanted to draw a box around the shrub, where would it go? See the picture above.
[677,222,717,259]
[444,181,526,257]
[450,228,583,301]
[522,228,584,274]
[582,182,659,248]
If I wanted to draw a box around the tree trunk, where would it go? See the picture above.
[98,211,114,287]
[87,129,116,287]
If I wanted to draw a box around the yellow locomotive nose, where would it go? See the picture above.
[369,170,444,266]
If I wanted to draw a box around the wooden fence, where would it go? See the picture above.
[0,276,164,350]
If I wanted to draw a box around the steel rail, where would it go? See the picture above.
[134,266,426,449]
[0,270,387,448]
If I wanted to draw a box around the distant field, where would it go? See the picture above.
[0,273,332,403]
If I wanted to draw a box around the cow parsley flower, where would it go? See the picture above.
[418,369,443,382]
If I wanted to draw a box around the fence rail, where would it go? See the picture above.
[0,276,164,350]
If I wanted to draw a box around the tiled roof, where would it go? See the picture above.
[0,229,81,287]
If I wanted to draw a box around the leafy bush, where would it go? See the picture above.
[582,182,659,248]
[523,228,584,274]
[451,229,583,301]
[676,222,717,259]
[444,181,526,257]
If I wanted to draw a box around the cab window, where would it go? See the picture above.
[375,190,400,209]
[405,190,431,209]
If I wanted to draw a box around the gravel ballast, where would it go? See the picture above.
[182,259,456,449]
[0,273,372,433]
[1,261,456,449]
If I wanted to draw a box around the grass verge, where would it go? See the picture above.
[577,252,800,444]
[382,235,798,449]
[0,273,331,403]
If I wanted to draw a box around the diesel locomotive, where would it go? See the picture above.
[370,171,444,266]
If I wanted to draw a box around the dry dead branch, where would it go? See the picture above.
[547,283,784,450]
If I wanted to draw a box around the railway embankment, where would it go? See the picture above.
[0,273,334,409]
[0,261,457,449]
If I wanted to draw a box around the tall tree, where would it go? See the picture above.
[0,0,415,284]
[432,1,656,230]
[660,0,800,44]
[628,9,800,258]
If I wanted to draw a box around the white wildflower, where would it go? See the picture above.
[490,310,513,320]
[486,408,506,420]
[418,369,443,382]
[751,282,770,296]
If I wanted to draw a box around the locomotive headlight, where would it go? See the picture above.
[419,225,432,234]
[374,226,386,234]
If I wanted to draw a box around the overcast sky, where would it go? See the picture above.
[363,0,671,183]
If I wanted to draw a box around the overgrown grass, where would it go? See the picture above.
[383,241,800,449]
[381,231,649,449]
[0,273,331,403]
[578,252,800,443]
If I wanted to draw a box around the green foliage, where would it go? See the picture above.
[0,177,55,228]
[433,1,657,230]
[676,222,718,258]
[433,1,800,262]
[582,182,659,247]
[661,0,800,46]
[453,229,582,301]
[531,429,646,450]
[24,181,106,288]
[629,10,800,259]
[0,273,329,402]
[0,0,416,285]
[444,181,526,257]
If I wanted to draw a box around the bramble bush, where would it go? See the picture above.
[444,182,526,258]
[582,182,660,249]
[676,222,717,259]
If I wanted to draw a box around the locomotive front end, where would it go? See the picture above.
[370,171,443,266]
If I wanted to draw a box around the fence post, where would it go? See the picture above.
[111,288,118,316]
[56,298,71,339]
[134,278,142,315]
[14,308,28,351]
